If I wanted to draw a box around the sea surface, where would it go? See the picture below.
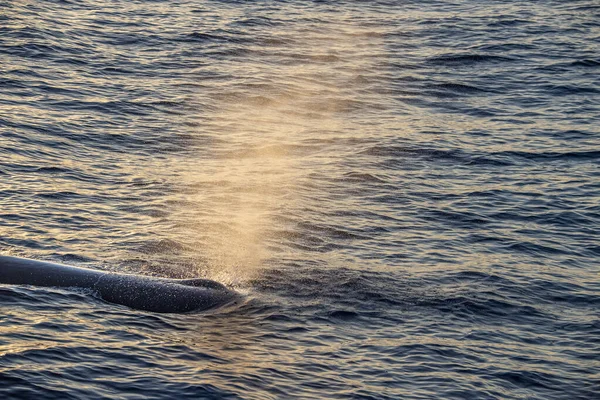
[1,0,599,398]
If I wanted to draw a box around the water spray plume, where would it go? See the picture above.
[185,23,379,285]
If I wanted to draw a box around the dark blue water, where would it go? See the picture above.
[1,0,599,398]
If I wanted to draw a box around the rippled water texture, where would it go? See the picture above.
[1,0,599,399]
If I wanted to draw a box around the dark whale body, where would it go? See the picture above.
[0,255,238,313]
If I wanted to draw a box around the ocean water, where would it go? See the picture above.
[1,0,599,398]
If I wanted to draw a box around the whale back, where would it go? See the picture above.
[173,278,228,290]
[0,256,238,313]
[95,274,236,313]
[0,256,102,288]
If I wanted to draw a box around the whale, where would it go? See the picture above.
[0,255,238,313]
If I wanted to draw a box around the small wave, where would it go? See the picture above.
[544,84,600,95]
[340,172,389,184]
[487,18,530,27]
[327,310,360,321]
[571,59,600,68]
[504,240,571,256]
[2,43,58,59]
[427,82,496,97]
[497,150,600,163]
[176,32,224,43]
[0,26,48,40]
[35,191,84,200]
[360,146,513,167]
[422,209,491,227]
[362,145,600,167]
[46,99,153,117]
[427,53,515,66]
[431,82,491,93]
[0,78,27,89]
[219,143,316,159]
[477,43,535,51]
[420,296,546,322]
[444,271,517,286]
[235,17,280,28]
[101,66,135,74]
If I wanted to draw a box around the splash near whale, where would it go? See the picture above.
[0,255,238,313]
